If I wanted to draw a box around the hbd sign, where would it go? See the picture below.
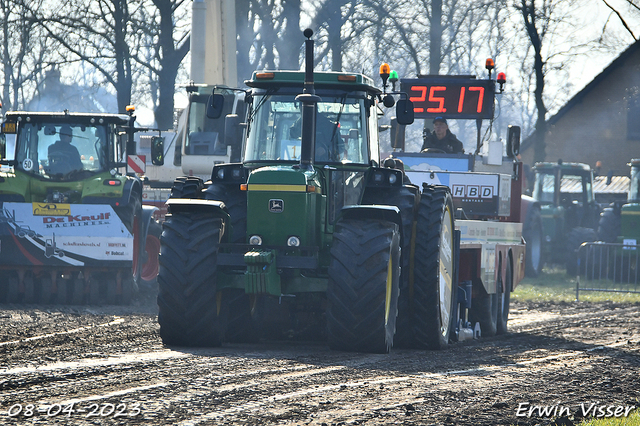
[451,185,494,199]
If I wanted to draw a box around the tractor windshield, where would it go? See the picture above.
[15,122,109,180]
[184,88,238,156]
[532,169,594,205]
[532,171,555,204]
[244,93,369,164]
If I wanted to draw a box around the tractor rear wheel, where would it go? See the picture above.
[157,213,224,347]
[327,219,401,354]
[170,176,204,199]
[203,184,247,243]
[411,185,456,349]
[362,186,419,348]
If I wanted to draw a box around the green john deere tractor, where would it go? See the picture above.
[155,29,459,353]
[0,110,161,304]
[530,161,601,274]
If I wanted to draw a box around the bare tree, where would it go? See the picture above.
[0,0,54,110]
[35,0,138,113]
[515,0,548,163]
[141,0,190,128]
[600,0,638,41]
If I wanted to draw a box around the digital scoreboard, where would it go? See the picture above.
[400,77,495,120]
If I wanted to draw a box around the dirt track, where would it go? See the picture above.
[1,297,639,426]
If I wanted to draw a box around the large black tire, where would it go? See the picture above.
[497,257,512,335]
[523,207,543,277]
[203,184,247,243]
[327,219,401,354]
[597,206,621,243]
[157,213,224,347]
[412,185,457,349]
[565,227,598,276]
[170,176,204,199]
[362,186,419,348]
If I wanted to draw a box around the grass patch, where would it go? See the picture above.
[514,265,640,304]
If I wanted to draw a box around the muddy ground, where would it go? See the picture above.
[0,294,639,426]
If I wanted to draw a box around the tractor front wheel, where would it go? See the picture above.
[157,213,224,347]
[327,219,401,354]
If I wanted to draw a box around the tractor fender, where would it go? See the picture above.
[165,198,231,242]
[337,205,402,236]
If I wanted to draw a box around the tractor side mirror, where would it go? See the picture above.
[206,93,225,119]
[151,136,165,166]
[395,99,414,125]
[506,125,521,158]
[390,117,405,150]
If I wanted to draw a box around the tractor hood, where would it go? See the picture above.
[244,166,322,248]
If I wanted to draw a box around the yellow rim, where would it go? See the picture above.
[385,255,393,325]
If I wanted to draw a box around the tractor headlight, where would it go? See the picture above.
[388,173,397,184]
[287,236,301,247]
[373,172,384,182]
[249,235,263,245]
[217,168,225,180]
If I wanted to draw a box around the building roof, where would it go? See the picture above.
[521,39,640,152]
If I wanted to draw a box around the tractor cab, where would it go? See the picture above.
[243,89,370,165]
[1,112,132,185]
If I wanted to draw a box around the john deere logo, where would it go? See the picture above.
[269,199,284,213]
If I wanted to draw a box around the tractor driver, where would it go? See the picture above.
[421,117,465,154]
[289,112,343,161]
[48,125,84,175]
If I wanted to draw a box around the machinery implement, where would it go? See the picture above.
[389,59,528,339]
[155,30,525,353]
[0,110,160,304]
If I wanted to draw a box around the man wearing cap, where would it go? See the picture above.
[421,117,465,154]
[48,125,84,175]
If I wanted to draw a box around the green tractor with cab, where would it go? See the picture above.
[530,160,601,274]
[0,109,161,304]
[155,30,460,353]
